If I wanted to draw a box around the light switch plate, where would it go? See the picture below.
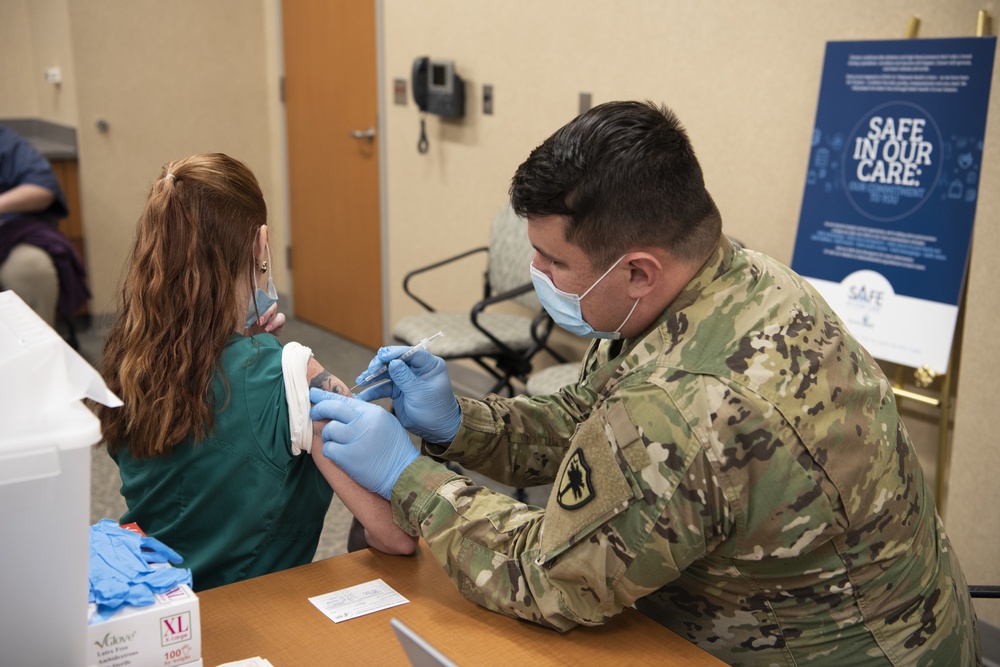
[393,78,407,105]
[483,84,493,115]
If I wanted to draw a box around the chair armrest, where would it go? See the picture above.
[473,282,534,308]
[468,282,536,353]
[969,585,1000,598]
[402,246,488,312]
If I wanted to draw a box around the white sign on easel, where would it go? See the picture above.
[792,37,996,373]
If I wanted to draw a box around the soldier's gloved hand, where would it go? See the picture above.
[310,388,419,500]
[355,347,462,444]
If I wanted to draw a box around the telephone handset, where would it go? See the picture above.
[412,56,465,154]
[412,58,430,113]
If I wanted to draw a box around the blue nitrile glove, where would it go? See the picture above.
[139,533,184,564]
[88,520,193,613]
[354,347,462,444]
[310,388,419,499]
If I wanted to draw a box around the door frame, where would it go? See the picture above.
[374,0,390,345]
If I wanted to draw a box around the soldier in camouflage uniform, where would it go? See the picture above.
[311,101,981,666]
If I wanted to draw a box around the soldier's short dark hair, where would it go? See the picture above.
[510,100,722,267]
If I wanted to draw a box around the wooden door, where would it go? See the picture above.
[282,0,383,349]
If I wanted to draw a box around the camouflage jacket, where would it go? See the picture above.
[391,237,980,666]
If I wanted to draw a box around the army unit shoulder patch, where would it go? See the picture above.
[557,449,595,510]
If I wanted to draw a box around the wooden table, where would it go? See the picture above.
[198,541,725,666]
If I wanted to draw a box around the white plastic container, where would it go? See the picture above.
[0,402,97,667]
[0,292,119,666]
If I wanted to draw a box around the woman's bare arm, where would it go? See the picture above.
[305,357,417,555]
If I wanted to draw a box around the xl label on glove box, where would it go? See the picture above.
[88,584,201,667]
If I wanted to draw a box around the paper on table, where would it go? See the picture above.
[308,579,409,623]
[0,291,121,431]
[216,658,275,667]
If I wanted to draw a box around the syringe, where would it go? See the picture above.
[349,331,444,393]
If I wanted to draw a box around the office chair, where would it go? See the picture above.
[392,206,565,397]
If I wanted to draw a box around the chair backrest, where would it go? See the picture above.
[487,205,540,311]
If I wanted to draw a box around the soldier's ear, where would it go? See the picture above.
[622,251,662,299]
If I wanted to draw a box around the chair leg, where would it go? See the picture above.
[58,315,80,351]
[487,376,515,397]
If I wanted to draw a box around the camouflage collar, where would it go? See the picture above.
[625,234,736,345]
[583,234,737,388]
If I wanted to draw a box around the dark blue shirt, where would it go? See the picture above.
[0,125,68,223]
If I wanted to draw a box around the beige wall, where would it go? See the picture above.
[379,0,998,325]
[0,0,39,118]
[6,0,999,627]
[64,0,287,312]
[0,0,77,122]
[0,0,288,312]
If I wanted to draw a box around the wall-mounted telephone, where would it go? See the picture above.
[412,57,465,118]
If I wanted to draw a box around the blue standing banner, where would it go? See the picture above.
[792,37,996,373]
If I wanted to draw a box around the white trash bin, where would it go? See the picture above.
[0,403,98,667]
[0,291,121,666]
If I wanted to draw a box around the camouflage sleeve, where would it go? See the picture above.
[420,382,597,488]
[393,380,733,631]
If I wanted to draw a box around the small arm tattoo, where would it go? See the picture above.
[310,370,349,396]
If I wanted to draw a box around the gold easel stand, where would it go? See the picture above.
[905,9,993,38]
[888,10,992,519]
[890,347,959,518]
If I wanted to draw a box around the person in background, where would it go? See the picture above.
[311,102,980,665]
[96,153,415,591]
[0,124,89,327]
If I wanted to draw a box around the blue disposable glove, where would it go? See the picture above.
[139,533,184,564]
[89,520,193,613]
[354,347,462,444]
[310,388,420,499]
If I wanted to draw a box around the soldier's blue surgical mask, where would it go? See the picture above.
[530,255,639,340]
[245,245,278,328]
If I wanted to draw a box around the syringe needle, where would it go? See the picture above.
[348,331,444,393]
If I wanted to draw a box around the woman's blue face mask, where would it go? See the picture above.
[529,255,639,340]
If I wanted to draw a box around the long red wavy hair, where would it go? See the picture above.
[98,153,266,458]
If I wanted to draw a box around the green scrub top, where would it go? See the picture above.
[114,333,333,590]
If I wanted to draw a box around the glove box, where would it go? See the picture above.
[87,581,201,667]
